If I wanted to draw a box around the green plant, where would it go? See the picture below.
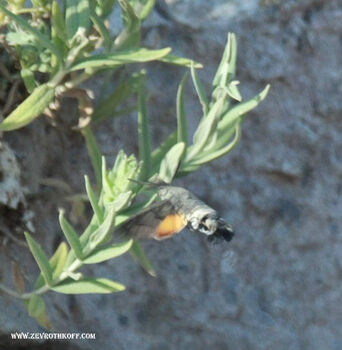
[0,0,200,132]
[0,0,269,329]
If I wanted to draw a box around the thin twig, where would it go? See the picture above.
[0,225,28,248]
[3,79,21,115]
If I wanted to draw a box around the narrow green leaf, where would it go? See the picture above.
[212,32,237,89]
[24,232,53,286]
[159,54,203,68]
[25,295,52,329]
[138,0,155,20]
[90,10,112,50]
[83,239,133,264]
[226,33,238,83]
[80,219,98,247]
[65,0,90,41]
[0,3,63,62]
[151,131,177,174]
[111,151,124,177]
[159,142,185,183]
[50,242,69,279]
[85,175,103,223]
[0,83,55,131]
[97,0,116,18]
[137,72,151,179]
[51,1,67,42]
[130,241,156,277]
[116,0,141,49]
[52,277,125,294]
[226,81,242,102]
[64,217,98,268]
[101,156,114,201]
[82,126,102,188]
[20,68,37,93]
[118,0,139,28]
[89,206,116,249]
[191,62,209,115]
[218,84,270,132]
[70,47,171,71]
[189,98,224,157]
[34,242,69,289]
[176,73,188,145]
[28,294,45,317]
[59,210,83,260]
[190,123,241,166]
[112,191,133,212]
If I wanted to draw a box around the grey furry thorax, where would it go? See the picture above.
[158,185,219,235]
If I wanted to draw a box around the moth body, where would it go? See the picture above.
[123,183,234,243]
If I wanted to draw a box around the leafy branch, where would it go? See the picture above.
[0,0,200,131]
[0,0,269,330]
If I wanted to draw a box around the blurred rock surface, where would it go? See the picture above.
[1,0,341,349]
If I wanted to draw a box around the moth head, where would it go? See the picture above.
[197,213,219,235]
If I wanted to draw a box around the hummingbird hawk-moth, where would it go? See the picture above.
[123,181,234,244]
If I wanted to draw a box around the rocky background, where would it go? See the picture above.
[1,0,341,349]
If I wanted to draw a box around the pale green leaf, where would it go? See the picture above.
[130,241,156,277]
[138,0,155,20]
[97,0,116,18]
[190,123,241,166]
[70,47,171,71]
[59,210,83,260]
[159,54,203,68]
[90,9,112,50]
[28,294,45,317]
[188,98,224,158]
[50,242,69,279]
[24,232,53,286]
[20,68,37,93]
[226,81,242,102]
[116,0,141,49]
[51,1,67,43]
[83,239,133,264]
[218,84,270,131]
[112,191,133,212]
[65,0,90,41]
[191,62,209,115]
[0,84,55,131]
[82,126,102,188]
[25,295,52,329]
[212,32,237,89]
[34,242,69,289]
[52,277,125,294]
[176,73,188,145]
[85,175,104,223]
[151,131,177,174]
[89,206,116,249]
[137,72,151,179]
[159,142,185,183]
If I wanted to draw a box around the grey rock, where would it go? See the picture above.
[1,0,342,349]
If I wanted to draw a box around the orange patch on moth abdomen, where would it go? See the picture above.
[155,213,187,239]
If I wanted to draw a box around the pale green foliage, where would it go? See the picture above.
[0,0,200,131]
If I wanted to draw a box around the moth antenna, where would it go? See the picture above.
[128,178,169,187]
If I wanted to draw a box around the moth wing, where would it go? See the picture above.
[123,200,187,240]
